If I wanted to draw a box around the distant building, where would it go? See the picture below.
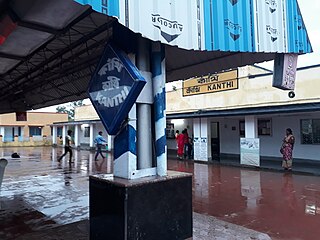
[0,112,68,146]
[51,105,112,149]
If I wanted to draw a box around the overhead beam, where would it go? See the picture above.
[0,52,25,61]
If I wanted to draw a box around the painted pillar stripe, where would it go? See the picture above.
[114,125,136,159]
[152,43,167,176]
[155,135,166,157]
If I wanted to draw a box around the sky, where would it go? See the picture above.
[34,0,319,112]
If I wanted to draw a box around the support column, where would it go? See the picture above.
[62,125,66,146]
[74,124,80,148]
[107,134,112,150]
[151,42,167,176]
[245,116,258,138]
[89,39,192,240]
[0,127,4,142]
[136,37,153,170]
[114,106,137,179]
[52,125,57,145]
[89,124,94,148]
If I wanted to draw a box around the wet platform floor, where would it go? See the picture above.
[0,147,320,239]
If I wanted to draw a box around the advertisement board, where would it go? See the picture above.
[240,138,260,167]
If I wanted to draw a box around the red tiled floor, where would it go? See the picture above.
[169,159,320,240]
[1,147,320,239]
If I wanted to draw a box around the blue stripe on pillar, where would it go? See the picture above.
[114,125,136,159]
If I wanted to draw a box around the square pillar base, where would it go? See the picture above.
[90,171,192,240]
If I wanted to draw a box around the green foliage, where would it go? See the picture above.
[56,100,84,121]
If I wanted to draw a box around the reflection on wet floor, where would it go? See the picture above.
[169,160,320,240]
[0,147,320,239]
[0,147,112,240]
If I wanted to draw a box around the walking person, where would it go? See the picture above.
[94,131,108,161]
[58,130,73,164]
[280,128,295,171]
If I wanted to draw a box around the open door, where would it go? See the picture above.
[211,122,220,160]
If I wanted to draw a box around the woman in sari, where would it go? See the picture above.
[176,130,185,160]
[281,128,295,171]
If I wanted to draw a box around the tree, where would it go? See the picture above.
[56,100,84,121]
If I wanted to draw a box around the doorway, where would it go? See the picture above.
[211,122,220,160]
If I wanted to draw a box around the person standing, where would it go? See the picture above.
[175,130,180,157]
[177,131,184,160]
[94,131,108,161]
[58,129,73,164]
[183,129,189,159]
[280,128,295,171]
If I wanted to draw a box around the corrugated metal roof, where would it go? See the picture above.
[203,0,254,52]
[252,0,287,52]
[286,0,312,53]
[75,0,312,54]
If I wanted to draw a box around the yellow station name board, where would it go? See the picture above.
[182,70,238,96]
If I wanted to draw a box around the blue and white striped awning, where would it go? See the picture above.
[75,0,312,54]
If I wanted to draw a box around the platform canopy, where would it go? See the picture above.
[0,0,312,113]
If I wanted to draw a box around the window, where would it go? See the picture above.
[239,121,245,136]
[258,119,272,136]
[301,119,320,144]
[51,127,63,137]
[84,127,90,137]
[29,126,42,136]
[57,127,63,137]
[239,119,272,136]
[16,112,27,121]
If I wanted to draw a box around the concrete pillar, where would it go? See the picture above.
[193,118,210,161]
[0,127,4,142]
[113,106,137,179]
[107,134,112,150]
[245,116,258,138]
[62,125,66,146]
[151,41,167,176]
[52,125,57,145]
[89,124,94,148]
[74,124,80,148]
[136,37,153,170]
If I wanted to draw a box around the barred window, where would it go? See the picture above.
[301,119,320,144]
[258,119,272,136]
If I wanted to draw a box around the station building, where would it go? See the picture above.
[54,64,320,163]
[166,64,320,162]
[0,112,67,146]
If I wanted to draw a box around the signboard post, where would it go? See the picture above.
[88,41,192,240]
[88,43,146,135]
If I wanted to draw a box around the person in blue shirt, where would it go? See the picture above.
[94,131,108,161]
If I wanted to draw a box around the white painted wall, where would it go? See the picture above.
[168,113,320,161]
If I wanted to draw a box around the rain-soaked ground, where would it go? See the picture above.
[0,147,320,240]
